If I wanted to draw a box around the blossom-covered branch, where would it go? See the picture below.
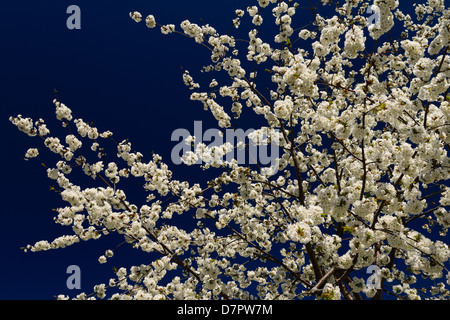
[10,0,450,300]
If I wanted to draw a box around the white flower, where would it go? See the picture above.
[412,57,435,81]
[130,11,142,23]
[401,39,425,64]
[146,15,156,28]
[91,142,99,151]
[44,137,64,154]
[31,240,51,252]
[66,134,82,151]
[258,0,270,8]
[182,70,200,90]
[247,6,258,17]
[299,29,313,40]
[286,222,311,243]
[321,283,341,300]
[99,130,113,138]
[54,101,73,121]
[344,26,365,59]
[181,151,198,165]
[312,41,328,57]
[37,122,50,136]
[180,20,203,41]
[161,24,175,34]
[252,15,263,26]
[94,284,106,299]
[273,98,293,120]
[25,148,39,159]
[87,127,99,140]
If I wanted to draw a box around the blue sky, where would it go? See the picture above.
[1,0,448,300]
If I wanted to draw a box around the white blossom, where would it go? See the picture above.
[146,15,156,28]
[25,148,39,159]
[130,11,142,23]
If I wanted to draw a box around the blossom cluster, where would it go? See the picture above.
[10,0,450,300]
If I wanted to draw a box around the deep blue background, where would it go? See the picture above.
[1,0,447,300]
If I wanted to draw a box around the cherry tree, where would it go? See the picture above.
[9,0,450,300]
